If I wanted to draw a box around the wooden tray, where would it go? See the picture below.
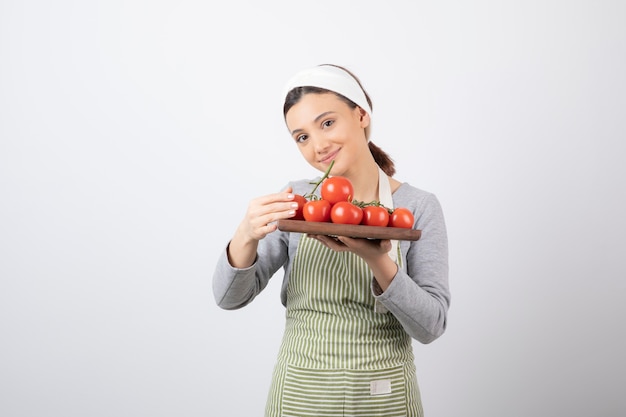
[277,219,421,241]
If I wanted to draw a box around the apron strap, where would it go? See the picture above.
[378,167,398,263]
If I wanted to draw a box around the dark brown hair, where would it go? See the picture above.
[283,65,396,177]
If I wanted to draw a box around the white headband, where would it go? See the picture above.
[282,65,373,116]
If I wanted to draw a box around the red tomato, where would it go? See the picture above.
[303,199,331,222]
[330,201,363,225]
[321,176,354,205]
[389,207,415,229]
[292,194,308,220]
[361,205,389,227]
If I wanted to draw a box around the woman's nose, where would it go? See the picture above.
[312,134,331,154]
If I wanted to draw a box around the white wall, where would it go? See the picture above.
[1,1,625,416]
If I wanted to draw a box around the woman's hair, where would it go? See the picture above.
[283,65,396,177]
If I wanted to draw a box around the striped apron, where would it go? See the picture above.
[265,234,423,417]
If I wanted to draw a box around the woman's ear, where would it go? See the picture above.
[358,107,371,128]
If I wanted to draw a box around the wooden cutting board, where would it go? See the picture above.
[276,219,421,241]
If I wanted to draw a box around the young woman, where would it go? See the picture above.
[213,64,450,417]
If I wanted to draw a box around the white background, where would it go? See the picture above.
[1,1,625,416]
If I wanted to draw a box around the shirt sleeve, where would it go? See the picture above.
[212,180,313,310]
[372,192,451,344]
[212,228,289,310]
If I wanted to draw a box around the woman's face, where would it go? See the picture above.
[285,92,371,176]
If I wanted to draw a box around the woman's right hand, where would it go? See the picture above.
[238,187,299,241]
[227,187,298,268]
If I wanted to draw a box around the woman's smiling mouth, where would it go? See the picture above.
[319,149,340,163]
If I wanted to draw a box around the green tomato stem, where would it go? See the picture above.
[352,199,392,212]
[304,160,335,200]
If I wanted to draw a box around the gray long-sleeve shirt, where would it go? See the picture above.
[212,179,450,344]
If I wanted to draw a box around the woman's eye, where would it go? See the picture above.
[296,134,308,143]
[322,120,334,128]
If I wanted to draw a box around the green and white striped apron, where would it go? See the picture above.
[265,234,423,417]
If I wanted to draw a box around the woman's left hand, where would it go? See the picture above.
[308,235,399,291]
[308,235,391,259]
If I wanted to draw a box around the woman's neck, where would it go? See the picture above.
[346,159,382,203]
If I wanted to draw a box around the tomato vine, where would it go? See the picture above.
[303,160,335,200]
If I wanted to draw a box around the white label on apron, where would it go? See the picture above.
[370,379,392,396]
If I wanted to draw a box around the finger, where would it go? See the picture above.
[261,223,278,235]
[379,239,392,252]
[336,236,388,255]
[254,190,296,207]
[252,203,299,227]
[247,197,299,221]
[314,235,348,251]
[248,220,279,240]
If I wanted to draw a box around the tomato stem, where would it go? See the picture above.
[304,160,335,200]
[352,199,393,213]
